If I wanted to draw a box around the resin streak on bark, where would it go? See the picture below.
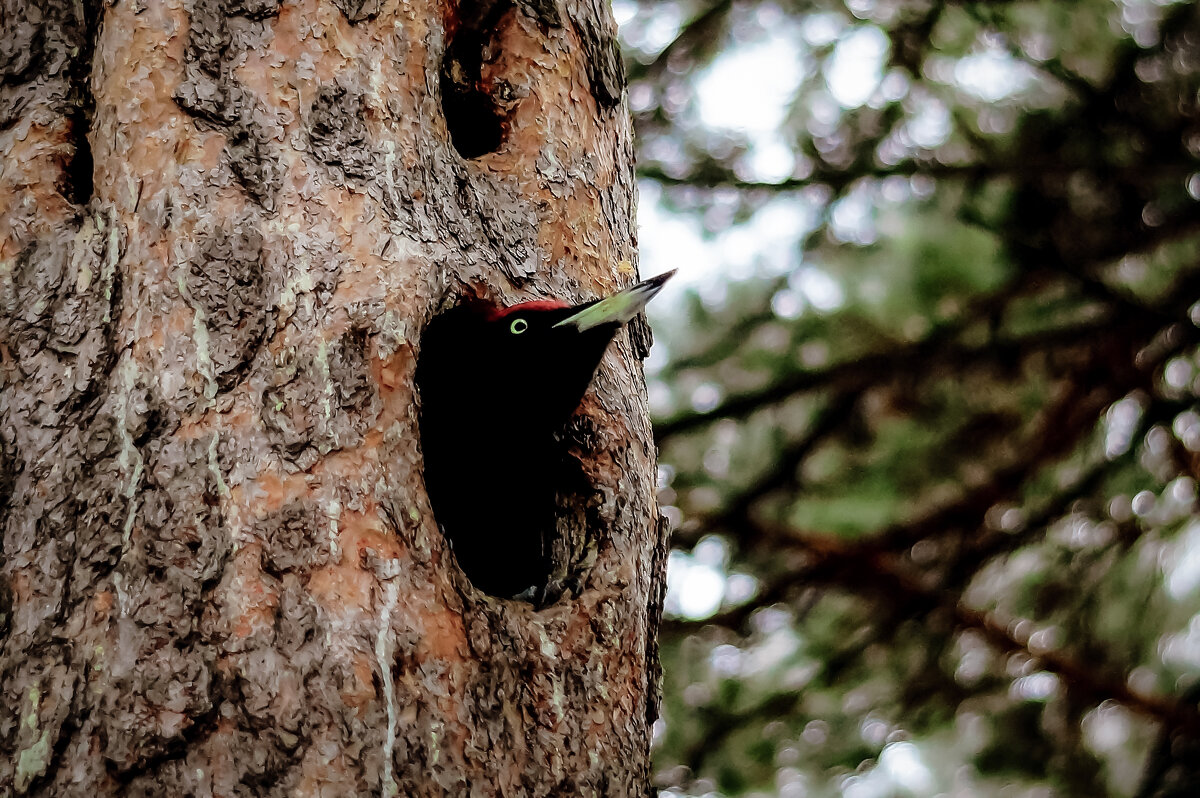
[0,0,663,794]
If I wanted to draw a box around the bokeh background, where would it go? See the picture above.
[622,0,1200,795]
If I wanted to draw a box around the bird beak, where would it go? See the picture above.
[553,270,676,332]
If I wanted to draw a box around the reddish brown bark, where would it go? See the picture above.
[0,0,664,793]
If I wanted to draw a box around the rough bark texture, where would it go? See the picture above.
[0,0,663,793]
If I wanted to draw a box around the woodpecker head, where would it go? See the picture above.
[417,271,674,434]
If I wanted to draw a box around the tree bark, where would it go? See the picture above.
[0,0,666,793]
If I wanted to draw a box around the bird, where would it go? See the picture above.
[415,271,674,602]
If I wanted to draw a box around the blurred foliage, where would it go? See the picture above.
[625,0,1200,795]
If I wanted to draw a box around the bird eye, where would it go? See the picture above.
[510,318,528,335]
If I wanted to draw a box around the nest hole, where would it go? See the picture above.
[439,29,506,159]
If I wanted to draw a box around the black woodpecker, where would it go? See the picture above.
[416,272,674,600]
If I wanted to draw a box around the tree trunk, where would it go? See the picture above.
[0,0,666,793]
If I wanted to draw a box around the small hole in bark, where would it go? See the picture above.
[66,112,94,204]
[439,33,506,158]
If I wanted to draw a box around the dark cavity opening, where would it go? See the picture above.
[439,0,519,159]
[64,0,105,205]
[416,304,598,606]
[439,29,506,159]
[65,112,94,205]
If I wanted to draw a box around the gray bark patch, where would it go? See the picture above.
[0,0,100,201]
[175,0,237,124]
[307,84,374,183]
[138,442,231,593]
[188,223,272,392]
[331,0,381,22]
[174,0,282,207]
[226,120,283,209]
[1,213,124,385]
[517,0,562,28]
[262,327,380,468]
[0,209,127,599]
[227,0,282,20]
[99,640,217,776]
[2,653,78,793]
[255,502,330,575]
